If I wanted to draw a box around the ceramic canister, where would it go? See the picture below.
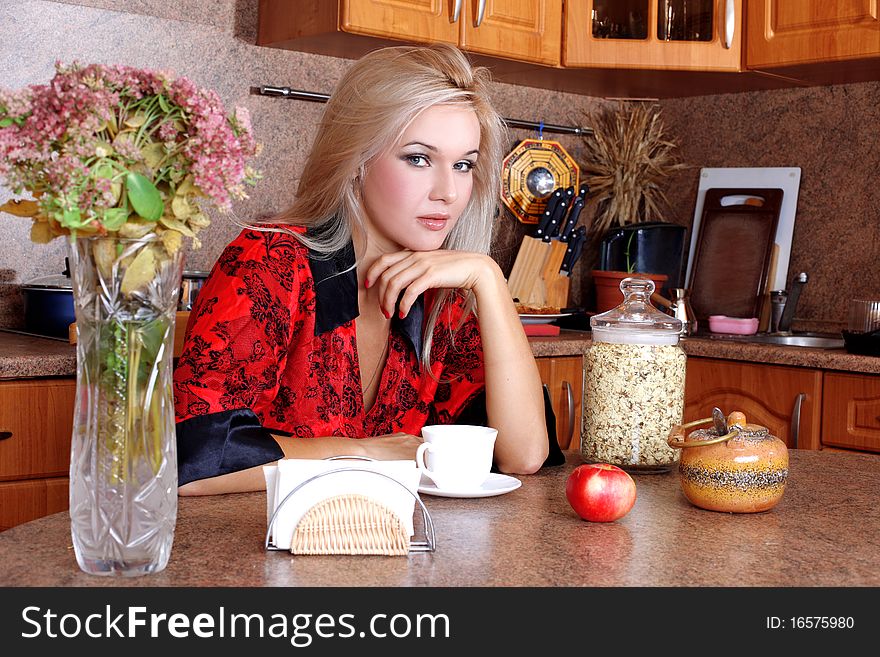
[667,418,789,513]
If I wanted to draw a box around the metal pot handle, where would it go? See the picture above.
[667,416,739,449]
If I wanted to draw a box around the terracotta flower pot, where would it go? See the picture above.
[591,270,668,314]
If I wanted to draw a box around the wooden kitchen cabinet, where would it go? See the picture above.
[536,355,584,450]
[0,378,75,530]
[258,0,562,66]
[460,0,562,66]
[746,0,880,69]
[684,357,822,449]
[564,0,743,71]
[821,371,880,453]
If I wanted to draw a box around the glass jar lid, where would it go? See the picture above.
[591,277,682,345]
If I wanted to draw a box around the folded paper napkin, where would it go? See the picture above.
[263,459,421,551]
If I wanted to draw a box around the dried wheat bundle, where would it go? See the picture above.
[580,102,686,237]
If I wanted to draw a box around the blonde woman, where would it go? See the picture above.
[174,44,549,495]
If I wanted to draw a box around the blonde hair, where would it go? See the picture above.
[256,44,507,366]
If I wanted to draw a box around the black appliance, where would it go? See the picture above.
[598,222,688,291]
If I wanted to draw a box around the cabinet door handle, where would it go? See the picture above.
[722,0,735,49]
[790,393,806,449]
[474,0,486,27]
[451,0,462,23]
[0,431,12,441]
[562,380,575,449]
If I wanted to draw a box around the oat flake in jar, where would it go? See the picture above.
[582,277,685,473]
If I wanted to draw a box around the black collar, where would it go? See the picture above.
[307,231,425,362]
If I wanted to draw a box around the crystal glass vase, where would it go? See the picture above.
[68,235,182,576]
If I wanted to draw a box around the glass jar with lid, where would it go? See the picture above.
[581,277,686,472]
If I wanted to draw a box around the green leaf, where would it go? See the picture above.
[125,172,163,221]
[101,207,130,231]
[157,94,170,113]
[60,206,83,228]
[0,117,13,128]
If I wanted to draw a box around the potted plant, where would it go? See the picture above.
[578,101,688,312]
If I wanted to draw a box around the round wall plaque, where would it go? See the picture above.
[501,138,579,224]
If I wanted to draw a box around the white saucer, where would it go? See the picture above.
[518,313,572,325]
[418,473,522,498]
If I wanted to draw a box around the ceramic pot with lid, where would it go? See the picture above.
[667,411,789,513]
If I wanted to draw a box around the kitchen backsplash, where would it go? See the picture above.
[2,0,877,331]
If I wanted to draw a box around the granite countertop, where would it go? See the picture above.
[1,450,878,586]
[530,330,880,375]
[0,330,76,379]
[3,327,880,379]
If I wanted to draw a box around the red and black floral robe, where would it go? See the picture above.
[173,226,486,485]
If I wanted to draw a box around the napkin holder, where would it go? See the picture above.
[265,458,436,556]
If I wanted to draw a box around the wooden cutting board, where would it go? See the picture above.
[689,188,783,321]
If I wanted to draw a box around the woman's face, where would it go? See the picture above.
[360,103,481,253]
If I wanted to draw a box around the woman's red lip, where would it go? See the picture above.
[417,216,449,231]
[418,214,450,220]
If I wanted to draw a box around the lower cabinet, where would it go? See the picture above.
[536,355,584,451]
[685,357,823,450]
[0,478,69,532]
[0,377,75,531]
[822,372,880,453]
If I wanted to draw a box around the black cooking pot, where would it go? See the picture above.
[21,266,75,339]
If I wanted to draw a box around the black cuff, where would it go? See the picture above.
[175,408,285,486]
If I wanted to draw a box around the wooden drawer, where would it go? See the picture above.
[685,358,822,450]
[0,477,68,531]
[822,372,880,453]
[0,378,75,481]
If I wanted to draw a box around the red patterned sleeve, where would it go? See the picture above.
[172,228,306,484]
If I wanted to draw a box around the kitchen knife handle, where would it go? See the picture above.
[0,431,12,441]
[790,392,806,449]
[545,198,568,242]
[722,0,735,49]
[475,0,486,27]
[451,0,462,22]
[560,198,583,242]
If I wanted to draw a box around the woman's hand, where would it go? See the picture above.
[365,250,501,318]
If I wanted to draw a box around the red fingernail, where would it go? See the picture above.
[383,309,390,319]
[399,310,405,319]
[364,279,370,288]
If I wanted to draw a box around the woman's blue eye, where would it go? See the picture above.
[454,160,475,172]
[405,154,429,167]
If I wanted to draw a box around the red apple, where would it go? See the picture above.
[566,463,637,522]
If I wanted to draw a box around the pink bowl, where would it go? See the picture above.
[708,315,759,335]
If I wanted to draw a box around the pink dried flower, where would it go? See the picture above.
[0,61,261,240]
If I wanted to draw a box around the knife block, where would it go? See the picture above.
[507,238,570,309]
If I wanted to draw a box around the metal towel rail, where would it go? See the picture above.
[252,85,592,136]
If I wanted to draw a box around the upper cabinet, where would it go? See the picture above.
[746,0,880,68]
[564,0,743,71]
[258,0,562,67]
[340,0,459,45]
[460,0,562,66]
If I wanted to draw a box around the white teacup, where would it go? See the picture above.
[416,425,498,492]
